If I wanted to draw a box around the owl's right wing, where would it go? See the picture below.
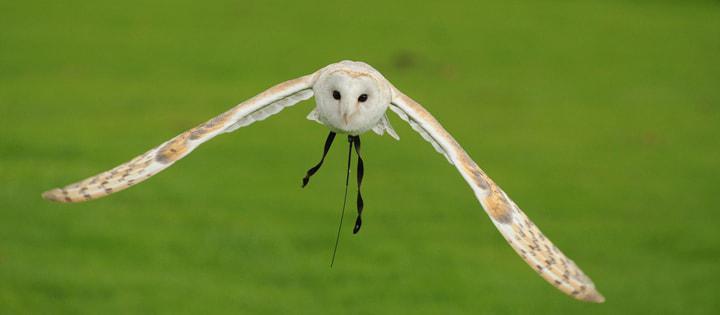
[42,72,318,203]
[388,85,604,303]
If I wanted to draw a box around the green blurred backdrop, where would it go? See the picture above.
[1,0,719,313]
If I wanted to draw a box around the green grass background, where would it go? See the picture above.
[1,0,719,313]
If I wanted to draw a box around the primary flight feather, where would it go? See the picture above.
[43,60,604,303]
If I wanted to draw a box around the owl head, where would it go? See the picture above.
[312,61,392,134]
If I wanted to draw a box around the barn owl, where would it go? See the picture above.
[42,60,604,303]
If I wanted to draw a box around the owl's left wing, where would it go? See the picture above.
[388,86,604,303]
[43,73,318,203]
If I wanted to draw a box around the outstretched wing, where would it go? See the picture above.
[43,73,318,203]
[388,86,604,303]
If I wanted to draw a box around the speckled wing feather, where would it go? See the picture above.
[42,73,318,203]
[389,86,604,303]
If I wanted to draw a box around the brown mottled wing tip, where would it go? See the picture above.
[583,291,606,303]
[42,188,67,202]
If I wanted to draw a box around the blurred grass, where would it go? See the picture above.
[1,0,719,313]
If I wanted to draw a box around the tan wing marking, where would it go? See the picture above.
[156,130,193,164]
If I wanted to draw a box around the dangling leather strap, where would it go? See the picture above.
[351,135,365,234]
[302,131,336,187]
[330,136,354,267]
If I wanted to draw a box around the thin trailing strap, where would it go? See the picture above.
[302,131,336,187]
[330,136,354,267]
[352,135,364,234]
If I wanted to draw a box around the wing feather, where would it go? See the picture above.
[43,73,317,203]
[389,86,604,303]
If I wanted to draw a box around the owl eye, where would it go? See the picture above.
[332,90,341,100]
[358,94,368,102]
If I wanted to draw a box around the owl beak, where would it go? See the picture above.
[339,102,352,125]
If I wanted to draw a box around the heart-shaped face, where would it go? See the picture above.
[312,61,391,135]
